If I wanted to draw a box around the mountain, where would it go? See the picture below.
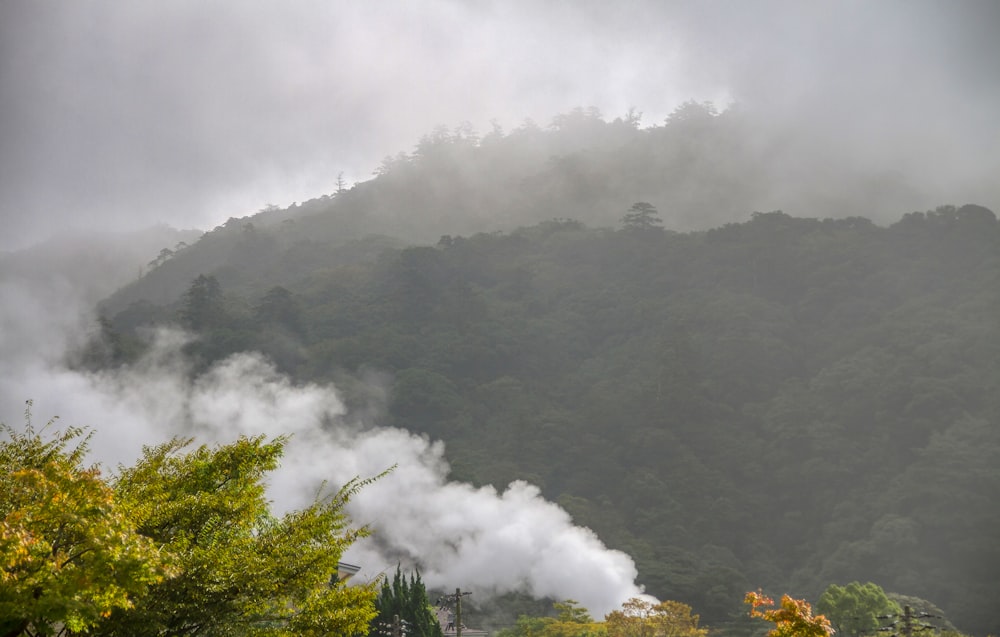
[88,110,1000,635]
[99,103,939,318]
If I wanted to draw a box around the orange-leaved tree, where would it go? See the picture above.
[745,591,834,637]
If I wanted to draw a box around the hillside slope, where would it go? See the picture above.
[95,203,1000,635]
[101,103,949,317]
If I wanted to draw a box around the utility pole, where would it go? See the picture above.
[902,605,914,637]
[877,605,942,637]
[438,588,472,637]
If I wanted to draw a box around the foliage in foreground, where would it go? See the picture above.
[745,591,833,637]
[0,407,165,637]
[0,410,378,637]
[497,598,707,637]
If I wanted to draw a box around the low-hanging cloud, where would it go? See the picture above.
[4,1,996,250]
[1,294,644,617]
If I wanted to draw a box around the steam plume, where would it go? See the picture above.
[2,313,643,616]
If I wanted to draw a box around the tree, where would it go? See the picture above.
[178,274,226,331]
[497,614,550,637]
[816,582,900,637]
[497,601,606,637]
[665,101,718,126]
[745,591,833,637]
[620,203,663,233]
[148,247,175,270]
[0,406,165,637]
[2,408,381,637]
[78,315,145,369]
[253,286,305,335]
[98,435,380,636]
[617,107,642,129]
[604,598,707,637]
[373,566,443,637]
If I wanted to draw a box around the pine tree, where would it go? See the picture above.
[178,274,226,331]
[374,566,444,637]
[620,202,663,232]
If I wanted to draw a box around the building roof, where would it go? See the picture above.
[336,561,361,582]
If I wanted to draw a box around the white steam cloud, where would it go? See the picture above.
[0,275,643,617]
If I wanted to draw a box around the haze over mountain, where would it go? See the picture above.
[2,0,998,250]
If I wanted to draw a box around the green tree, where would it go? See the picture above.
[373,566,443,637]
[97,435,380,636]
[553,600,594,624]
[620,203,663,233]
[816,582,900,637]
[665,101,718,126]
[544,600,607,637]
[178,274,226,331]
[148,247,175,270]
[0,407,165,637]
[496,601,606,637]
[253,285,305,335]
[78,315,145,369]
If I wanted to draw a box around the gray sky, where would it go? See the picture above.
[2,0,998,250]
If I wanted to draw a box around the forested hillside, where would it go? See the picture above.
[91,198,1000,634]
[100,103,929,316]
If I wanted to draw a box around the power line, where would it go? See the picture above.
[877,605,943,637]
[438,588,473,637]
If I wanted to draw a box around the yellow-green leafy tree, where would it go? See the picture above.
[2,406,380,637]
[542,601,608,637]
[0,410,166,637]
[95,435,380,637]
[604,597,707,637]
[497,600,607,637]
[745,591,833,637]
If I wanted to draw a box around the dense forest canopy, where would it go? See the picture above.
[88,174,1000,635]
[100,103,952,315]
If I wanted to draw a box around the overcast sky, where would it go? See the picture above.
[2,0,998,251]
